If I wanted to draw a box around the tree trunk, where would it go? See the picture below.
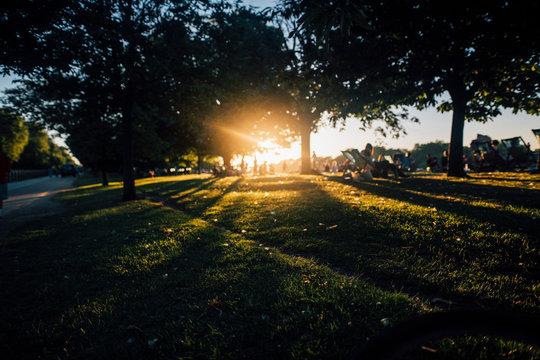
[121,95,137,200]
[300,120,312,174]
[222,152,232,171]
[197,153,203,174]
[101,169,109,186]
[447,89,467,177]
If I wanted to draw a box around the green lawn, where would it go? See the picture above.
[1,172,539,359]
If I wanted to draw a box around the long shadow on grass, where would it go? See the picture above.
[204,176,539,311]
[137,177,218,199]
[473,176,540,183]
[0,190,412,359]
[400,176,540,209]
[328,176,539,239]
[148,177,244,219]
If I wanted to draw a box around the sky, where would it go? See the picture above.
[2,0,539,164]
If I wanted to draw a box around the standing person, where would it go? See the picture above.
[441,150,449,171]
[0,151,12,219]
[324,162,330,173]
[331,160,338,173]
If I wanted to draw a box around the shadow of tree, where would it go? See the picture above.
[0,185,413,359]
[327,177,539,239]
[186,176,539,311]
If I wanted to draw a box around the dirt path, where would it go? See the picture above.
[0,176,76,240]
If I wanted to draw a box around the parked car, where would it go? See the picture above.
[60,164,77,177]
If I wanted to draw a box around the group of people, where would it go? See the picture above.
[470,139,507,170]
[351,143,409,181]
[322,160,339,174]
[428,150,468,172]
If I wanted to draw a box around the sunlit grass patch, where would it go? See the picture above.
[142,174,539,311]
[1,172,538,359]
[0,175,424,359]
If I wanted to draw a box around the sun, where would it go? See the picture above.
[232,140,300,168]
[253,140,300,164]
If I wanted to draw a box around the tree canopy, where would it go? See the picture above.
[4,0,203,196]
[0,109,28,161]
[295,0,540,176]
[190,5,293,169]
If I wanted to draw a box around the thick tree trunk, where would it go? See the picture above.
[300,121,312,174]
[121,97,137,200]
[222,152,232,171]
[447,90,467,177]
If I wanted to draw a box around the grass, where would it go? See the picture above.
[0,172,539,359]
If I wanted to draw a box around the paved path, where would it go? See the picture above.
[0,176,76,240]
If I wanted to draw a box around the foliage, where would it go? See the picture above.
[47,137,71,168]
[194,5,292,168]
[15,122,71,169]
[294,0,540,177]
[0,108,28,161]
[3,0,203,197]
[275,1,418,174]
[0,0,77,76]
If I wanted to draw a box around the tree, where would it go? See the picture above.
[4,0,202,197]
[196,5,292,170]
[293,0,540,177]
[268,5,335,174]
[277,2,418,174]
[47,138,71,168]
[0,109,28,161]
[17,122,51,168]
[0,0,78,76]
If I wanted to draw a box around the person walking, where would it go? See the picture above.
[0,151,12,219]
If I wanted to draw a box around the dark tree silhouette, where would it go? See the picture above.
[291,0,540,176]
[277,1,416,174]
[4,1,202,197]
[195,5,292,171]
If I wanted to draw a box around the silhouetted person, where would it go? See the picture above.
[0,151,12,219]
[441,150,449,170]
[361,143,407,179]
[426,153,440,172]
[405,152,415,171]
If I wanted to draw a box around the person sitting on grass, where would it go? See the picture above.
[359,144,407,180]
[426,153,440,172]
